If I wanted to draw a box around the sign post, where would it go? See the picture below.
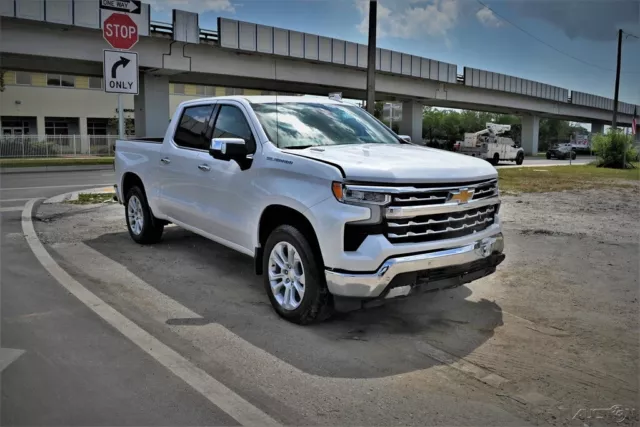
[101,0,140,140]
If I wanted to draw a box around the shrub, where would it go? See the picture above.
[592,130,637,169]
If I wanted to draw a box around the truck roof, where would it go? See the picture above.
[185,95,348,105]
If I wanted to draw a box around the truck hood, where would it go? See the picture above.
[287,144,497,184]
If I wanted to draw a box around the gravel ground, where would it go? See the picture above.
[34,188,640,426]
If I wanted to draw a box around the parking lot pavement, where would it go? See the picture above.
[24,183,639,426]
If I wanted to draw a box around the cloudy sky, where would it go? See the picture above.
[148,0,640,105]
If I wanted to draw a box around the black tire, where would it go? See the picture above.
[515,151,524,165]
[262,224,332,324]
[491,153,500,165]
[570,151,577,160]
[125,185,164,244]
[546,152,552,160]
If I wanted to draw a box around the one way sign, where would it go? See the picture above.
[100,0,141,14]
[103,50,138,94]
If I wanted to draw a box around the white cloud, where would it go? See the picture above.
[475,7,501,28]
[356,0,460,39]
[148,0,235,14]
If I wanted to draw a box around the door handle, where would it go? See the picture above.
[197,164,211,172]
[160,157,171,164]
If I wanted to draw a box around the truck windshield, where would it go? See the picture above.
[251,102,400,149]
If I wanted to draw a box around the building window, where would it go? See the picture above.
[225,87,243,96]
[89,77,103,89]
[47,74,76,88]
[15,72,31,85]
[87,118,109,135]
[45,119,69,135]
[173,83,185,94]
[195,85,206,96]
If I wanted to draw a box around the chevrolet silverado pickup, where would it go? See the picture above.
[114,96,505,324]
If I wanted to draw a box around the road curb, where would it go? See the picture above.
[44,186,116,204]
[0,164,113,174]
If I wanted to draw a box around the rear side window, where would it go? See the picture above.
[173,104,214,150]
[212,105,255,153]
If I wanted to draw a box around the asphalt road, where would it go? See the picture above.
[4,167,633,426]
[495,156,593,168]
[0,170,236,425]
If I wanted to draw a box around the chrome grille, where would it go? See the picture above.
[382,179,499,244]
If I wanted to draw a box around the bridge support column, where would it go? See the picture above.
[134,73,170,138]
[399,101,423,144]
[591,122,605,134]
[521,115,540,155]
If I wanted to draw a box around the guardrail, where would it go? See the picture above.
[0,135,118,158]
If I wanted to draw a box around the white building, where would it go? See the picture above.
[0,69,275,138]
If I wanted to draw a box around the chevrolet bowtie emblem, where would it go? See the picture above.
[448,188,475,204]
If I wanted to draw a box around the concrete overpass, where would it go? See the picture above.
[1,1,638,153]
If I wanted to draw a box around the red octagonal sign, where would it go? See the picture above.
[103,13,138,50]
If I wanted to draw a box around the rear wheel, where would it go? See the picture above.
[263,225,332,324]
[491,153,500,165]
[546,152,552,160]
[570,151,577,160]
[125,186,164,244]
[515,151,524,165]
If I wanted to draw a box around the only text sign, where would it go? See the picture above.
[104,50,139,95]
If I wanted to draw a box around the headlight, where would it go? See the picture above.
[332,182,391,206]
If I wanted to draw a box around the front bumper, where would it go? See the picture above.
[325,233,504,298]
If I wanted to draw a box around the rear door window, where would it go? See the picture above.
[173,104,215,150]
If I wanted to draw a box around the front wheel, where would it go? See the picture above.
[515,152,524,165]
[546,152,552,160]
[125,186,164,244]
[570,151,577,160]
[263,225,332,324]
[491,153,500,165]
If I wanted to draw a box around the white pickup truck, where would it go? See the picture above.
[115,96,505,324]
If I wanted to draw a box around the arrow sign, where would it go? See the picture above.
[100,0,141,14]
[111,56,131,78]
[103,50,138,95]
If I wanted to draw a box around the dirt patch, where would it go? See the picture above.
[33,188,640,425]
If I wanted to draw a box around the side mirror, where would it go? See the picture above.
[398,135,412,143]
[209,138,248,161]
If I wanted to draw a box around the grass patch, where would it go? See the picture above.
[0,157,114,168]
[68,193,116,204]
[498,164,640,194]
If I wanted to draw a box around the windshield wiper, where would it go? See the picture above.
[281,145,315,150]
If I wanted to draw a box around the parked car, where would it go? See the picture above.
[546,144,577,160]
[114,96,505,324]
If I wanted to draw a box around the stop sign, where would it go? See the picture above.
[103,13,138,50]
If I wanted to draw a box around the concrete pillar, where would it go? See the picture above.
[134,73,170,138]
[521,115,540,155]
[399,101,423,144]
[79,117,89,154]
[36,116,45,136]
[591,122,605,134]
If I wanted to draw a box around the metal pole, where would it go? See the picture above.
[118,94,125,139]
[388,104,393,129]
[612,29,622,130]
[365,0,377,114]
